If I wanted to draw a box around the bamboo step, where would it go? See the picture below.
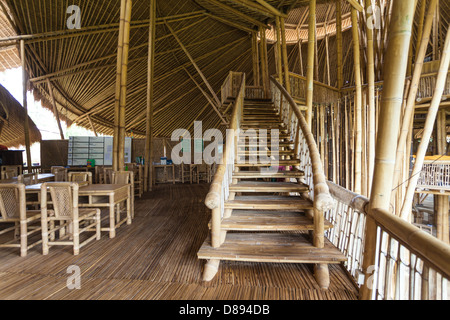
[235,160,299,167]
[239,133,291,139]
[232,170,304,179]
[238,142,294,148]
[198,233,346,264]
[213,210,333,231]
[229,181,308,193]
[238,150,296,156]
[225,195,313,210]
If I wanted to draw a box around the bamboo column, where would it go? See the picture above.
[145,0,156,192]
[365,0,376,194]
[336,0,343,90]
[360,0,416,300]
[392,0,438,208]
[20,40,32,173]
[306,0,316,128]
[297,29,304,76]
[275,17,283,85]
[251,32,260,86]
[280,16,291,94]
[351,8,362,195]
[46,78,65,140]
[118,0,133,171]
[260,26,270,98]
[436,110,449,244]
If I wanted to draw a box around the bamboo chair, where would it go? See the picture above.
[1,169,17,180]
[40,183,101,255]
[181,163,191,184]
[68,172,92,186]
[196,163,210,183]
[0,184,41,257]
[52,167,68,182]
[124,163,143,198]
[1,165,22,177]
[112,171,134,219]
[102,167,113,184]
[18,173,38,186]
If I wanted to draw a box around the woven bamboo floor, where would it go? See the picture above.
[0,184,358,300]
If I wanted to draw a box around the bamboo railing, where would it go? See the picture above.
[288,72,340,105]
[416,159,450,193]
[270,76,334,248]
[326,181,450,300]
[220,71,244,105]
[205,72,245,248]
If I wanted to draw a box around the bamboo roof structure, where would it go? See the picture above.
[0,0,448,138]
[0,83,41,148]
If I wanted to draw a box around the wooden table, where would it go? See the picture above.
[0,174,55,184]
[78,184,132,239]
[25,183,132,239]
[152,164,175,185]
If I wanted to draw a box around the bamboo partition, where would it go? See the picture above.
[205,72,245,250]
[326,181,450,300]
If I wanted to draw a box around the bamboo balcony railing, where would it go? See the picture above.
[327,181,450,300]
[287,72,341,105]
[416,159,450,194]
[270,76,335,248]
[220,71,244,105]
[205,72,245,248]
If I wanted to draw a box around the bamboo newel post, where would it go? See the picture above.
[20,40,32,173]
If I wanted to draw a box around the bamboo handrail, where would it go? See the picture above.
[205,73,245,248]
[270,76,333,249]
[326,181,450,299]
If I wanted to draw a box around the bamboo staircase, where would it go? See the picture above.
[198,73,346,289]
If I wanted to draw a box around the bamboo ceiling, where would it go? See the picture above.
[0,0,448,138]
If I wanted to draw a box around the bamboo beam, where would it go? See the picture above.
[145,0,156,192]
[392,0,437,202]
[166,23,222,109]
[205,13,254,33]
[360,0,416,300]
[20,40,32,173]
[183,67,227,124]
[87,115,98,137]
[254,0,287,18]
[306,0,316,128]
[400,27,450,221]
[226,0,278,18]
[345,0,364,12]
[46,79,65,140]
[204,0,269,29]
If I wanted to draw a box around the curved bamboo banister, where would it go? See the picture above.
[205,72,245,248]
[270,76,333,212]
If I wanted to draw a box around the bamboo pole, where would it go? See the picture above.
[436,110,449,244]
[251,32,260,87]
[360,0,416,300]
[118,0,132,171]
[20,40,32,173]
[280,16,291,94]
[306,0,316,128]
[351,8,362,194]
[336,0,343,90]
[392,0,438,207]
[260,27,270,98]
[46,79,65,140]
[145,0,156,192]
[113,0,127,171]
[365,0,376,194]
[275,17,283,85]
